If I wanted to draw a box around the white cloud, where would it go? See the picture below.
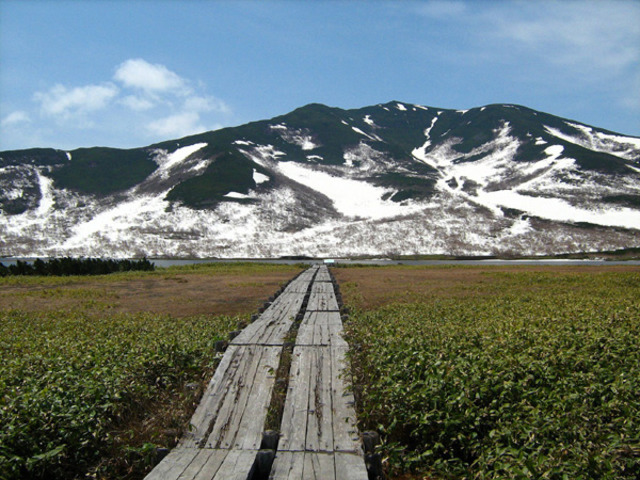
[114,58,187,93]
[414,1,640,76]
[1,110,31,127]
[183,95,230,113]
[33,83,119,118]
[9,58,231,148]
[147,111,206,138]
[492,1,640,73]
[120,95,155,111]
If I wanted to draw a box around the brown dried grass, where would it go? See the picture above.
[0,264,303,317]
[332,264,640,311]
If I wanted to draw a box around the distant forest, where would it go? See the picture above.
[0,257,154,276]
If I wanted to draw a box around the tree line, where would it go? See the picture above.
[0,257,155,277]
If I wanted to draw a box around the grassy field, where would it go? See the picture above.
[2,263,639,479]
[0,263,303,480]
[333,265,640,479]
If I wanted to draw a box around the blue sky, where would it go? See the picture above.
[1,0,639,151]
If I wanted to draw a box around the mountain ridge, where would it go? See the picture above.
[1,101,639,258]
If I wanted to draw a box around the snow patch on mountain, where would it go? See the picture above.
[153,143,207,179]
[224,192,253,199]
[253,169,269,184]
[343,142,390,172]
[34,170,55,216]
[351,126,382,142]
[508,217,533,236]
[239,144,286,167]
[62,194,168,249]
[270,123,318,150]
[441,122,519,190]
[412,114,440,160]
[277,160,421,220]
[545,124,640,160]
[477,190,640,230]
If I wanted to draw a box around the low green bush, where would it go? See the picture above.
[0,310,236,479]
[345,271,640,479]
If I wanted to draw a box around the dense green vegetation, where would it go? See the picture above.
[0,148,68,168]
[344,269,640,479]
[0,309,237,479]
[0,258,154,277]
[2,262,639,479]
[0,262,301,479]
[165,152,262,208]
[50,147,157,195]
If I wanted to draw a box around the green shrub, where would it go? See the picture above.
[345,271,640,479]
[0,310,236,479]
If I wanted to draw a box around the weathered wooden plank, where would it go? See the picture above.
[180,346,245,448]
[331,345,362,454]
[206,346,280,449]
[306,291,339,312]
[176,448,228,479]
[314,266,332,283]
[270,451,366,480]
[305,347,334,452]
[144,448,198,480]
[307,279,339,312]
[334,452,369,479]
[269,451,304,479]
[304,452,336,480]
[311,281,335,294]
[233,347,281,450]
[307,310,342,326]
[231,293,305,345]
[297,311,345,346]
[204,347,263,449]
[207,449,258,480]
[278,347,311,451]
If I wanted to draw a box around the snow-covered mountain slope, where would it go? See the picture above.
[1,101,639,258]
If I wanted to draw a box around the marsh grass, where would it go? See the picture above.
[0,263,303,479]
[337,266,640,479]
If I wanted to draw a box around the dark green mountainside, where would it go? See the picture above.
[1,101,639,213]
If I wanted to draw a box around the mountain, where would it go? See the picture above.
[1,101,640,258]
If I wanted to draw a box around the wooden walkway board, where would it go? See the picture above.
[146,265,368,480]
[277,344,361,454]
[296,311,346,347]
[268,452,368,480]
[272,266,367,479]
[314,267,333,283]
[231,292,305,345]
[307,282,339,312]
[145,448,258,480]
[180,345,280,450]
[231,265,316,345]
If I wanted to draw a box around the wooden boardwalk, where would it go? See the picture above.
[145,265,368,480]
